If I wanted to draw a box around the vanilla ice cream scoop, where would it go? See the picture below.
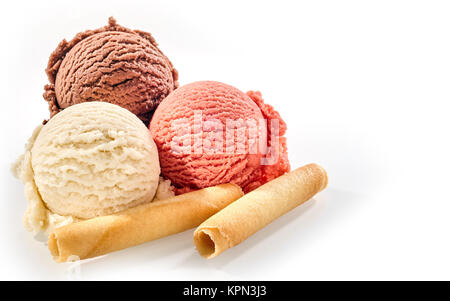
[14,102,161,232]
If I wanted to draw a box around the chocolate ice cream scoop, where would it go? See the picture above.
[44,17,178,124]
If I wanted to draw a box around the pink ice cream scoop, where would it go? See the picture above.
[149,81,289,194]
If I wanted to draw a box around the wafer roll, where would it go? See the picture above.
[193,163,328,258]
[48,183,243,262]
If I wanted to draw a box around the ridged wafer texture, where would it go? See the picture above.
[194,163,328,258]
[48,183,243,262]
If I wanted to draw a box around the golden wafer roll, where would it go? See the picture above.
[48,183,243,262]
[193,164,328,258]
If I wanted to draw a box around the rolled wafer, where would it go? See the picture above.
[193,163,328,258]
[48,183,243,262]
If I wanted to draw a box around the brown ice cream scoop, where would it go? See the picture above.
[44,17,178,125]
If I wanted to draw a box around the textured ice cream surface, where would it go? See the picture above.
[44,17,178,125]
[154,177,175,201]
[32,102,160,219]
[14,150,173,235]
[245,90,290,190]
[150,81,290,194]
[13,102,163,234]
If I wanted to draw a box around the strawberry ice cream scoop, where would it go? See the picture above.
[149,81,289,194]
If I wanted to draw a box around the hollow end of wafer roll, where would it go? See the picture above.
[194,230,216,258]
[194,163,329,259]
[193,227,228,259]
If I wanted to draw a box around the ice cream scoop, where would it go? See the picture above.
[44,17,178,125]
[14,102,161,233]
[149,81,290,194]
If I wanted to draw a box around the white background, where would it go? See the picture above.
[1,0,449,280]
